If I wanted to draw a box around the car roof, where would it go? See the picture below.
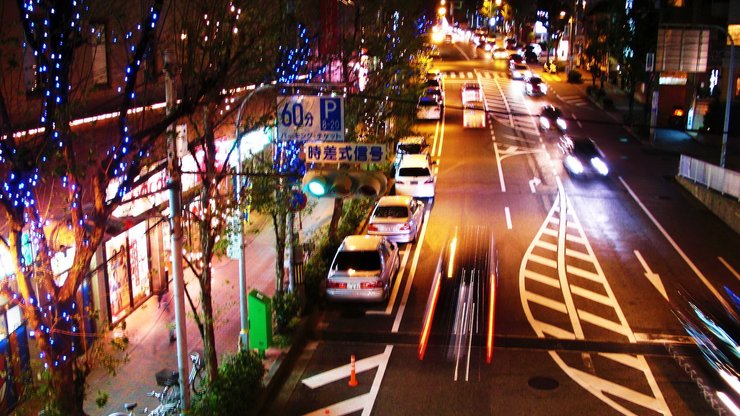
[341,235,384,251]
[376,195,414,207]
[398,135,427,145]
[398,153,431,168]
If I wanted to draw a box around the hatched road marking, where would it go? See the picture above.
[519,179,671,415]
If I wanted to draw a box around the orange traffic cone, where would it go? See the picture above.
[348,354,358,387]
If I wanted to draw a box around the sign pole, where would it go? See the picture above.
[163,50,190,414]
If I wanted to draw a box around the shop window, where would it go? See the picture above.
[91,23,109,86]
[6,306,21,334]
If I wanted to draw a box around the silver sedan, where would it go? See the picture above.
[367,196,425,243]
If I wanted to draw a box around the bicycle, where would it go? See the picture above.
[108,351,204,416]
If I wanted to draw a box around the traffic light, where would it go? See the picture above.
[302,169,388,199]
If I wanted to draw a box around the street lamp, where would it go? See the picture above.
[234,85,273,351]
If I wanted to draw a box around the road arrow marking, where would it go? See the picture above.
[529,177,541,193]
[634,250,668,301]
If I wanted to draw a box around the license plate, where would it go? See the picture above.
[347,282,360,290]
[410,180,418,185]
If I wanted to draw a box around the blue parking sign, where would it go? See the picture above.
[320,97,342,132]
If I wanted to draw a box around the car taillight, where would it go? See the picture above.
[361,281,383,289]
[368,224,378,232]
[327,280,347,289]
[424,177,434,184]
[399,223,411,231]
[396,179,405,185]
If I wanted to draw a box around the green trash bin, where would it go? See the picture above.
[248,289,272,354]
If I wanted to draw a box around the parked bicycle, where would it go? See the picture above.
[108,351,205,416]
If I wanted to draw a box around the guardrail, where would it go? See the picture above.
[678,155,740,201]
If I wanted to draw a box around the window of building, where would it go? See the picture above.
[91,23,109,86]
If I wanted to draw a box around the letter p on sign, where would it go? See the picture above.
[320,97,343,132]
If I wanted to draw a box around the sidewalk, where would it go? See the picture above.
[569,66,740,171]
[85,199,334,415]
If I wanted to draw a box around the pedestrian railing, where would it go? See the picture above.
[678,155,740,201]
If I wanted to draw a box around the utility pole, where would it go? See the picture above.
[163,50,190,413]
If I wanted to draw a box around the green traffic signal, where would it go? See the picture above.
[302,169,388,199]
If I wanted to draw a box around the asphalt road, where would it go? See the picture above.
[263,40,739,416]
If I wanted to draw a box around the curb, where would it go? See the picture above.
[253,309,321,415]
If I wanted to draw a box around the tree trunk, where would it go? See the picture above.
[200,267,218,384]
[328,197,343,242]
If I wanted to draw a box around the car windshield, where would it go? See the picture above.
[418,98,438,107]
[426,79,440,88]
[514,64,528,70]
[529,77,542,85]
[373,206,409,219]
[333,250,381,271]
[572,140,598,156]
[543,107,562,118]
[398,167,431,177]
[398,143,423,154]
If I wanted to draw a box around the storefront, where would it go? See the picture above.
[104,221,153,324]
[0,299,30,414]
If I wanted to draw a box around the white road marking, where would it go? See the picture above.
[392,209,431,332]
[529,177,541,193]
[618,176,737,320]
[633,332,695,344]
[492,132,506,192]
[719,256,740,281]
[301,347,390,389]
[504,207,512,229]
[367,246,412,316]
[519,181,671,415]
[634,250,669,301]
[302,346,394,416]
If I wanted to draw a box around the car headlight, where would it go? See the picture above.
[540,116,550,129]
[484,44,492,51]
[590,157,609,175]
[556,118,567,131]
[540,84,548,94]
[565,155,584,174]
[524,70,532,79]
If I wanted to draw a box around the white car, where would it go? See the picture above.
[463,100,486,129]
[461,82,482,104]
[326,235,400,302]
[395,154,436,198]
[508,62,530,80]
[394,136,429,170]
[367,196,425,243]
[416,95,442,120]
[492,47,509,60]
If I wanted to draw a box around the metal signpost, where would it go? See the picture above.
[276,96,345,141]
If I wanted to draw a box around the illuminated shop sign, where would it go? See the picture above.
[659,72,688,85]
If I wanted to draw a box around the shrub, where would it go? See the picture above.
[567,70,582,83]
[273,290,301,334]
[190,350,265,416]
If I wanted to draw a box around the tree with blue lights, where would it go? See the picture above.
[0,1,277,413]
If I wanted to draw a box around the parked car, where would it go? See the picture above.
[326,235,400,302]
[416,95,442,120]
[394,136,429,170]
[559,136,609,177]
[508,62,530,80]
[539,105,567,133]
[367,196,425,243]
[461,82,482,104]
[463,100,486,129]
[426,70,442,84]
[424,86,445,107]
[524,75,547,96]
[395,154,436,198]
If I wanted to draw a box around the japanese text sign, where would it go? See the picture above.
[304,142,386,164]
[277,95,344,141]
